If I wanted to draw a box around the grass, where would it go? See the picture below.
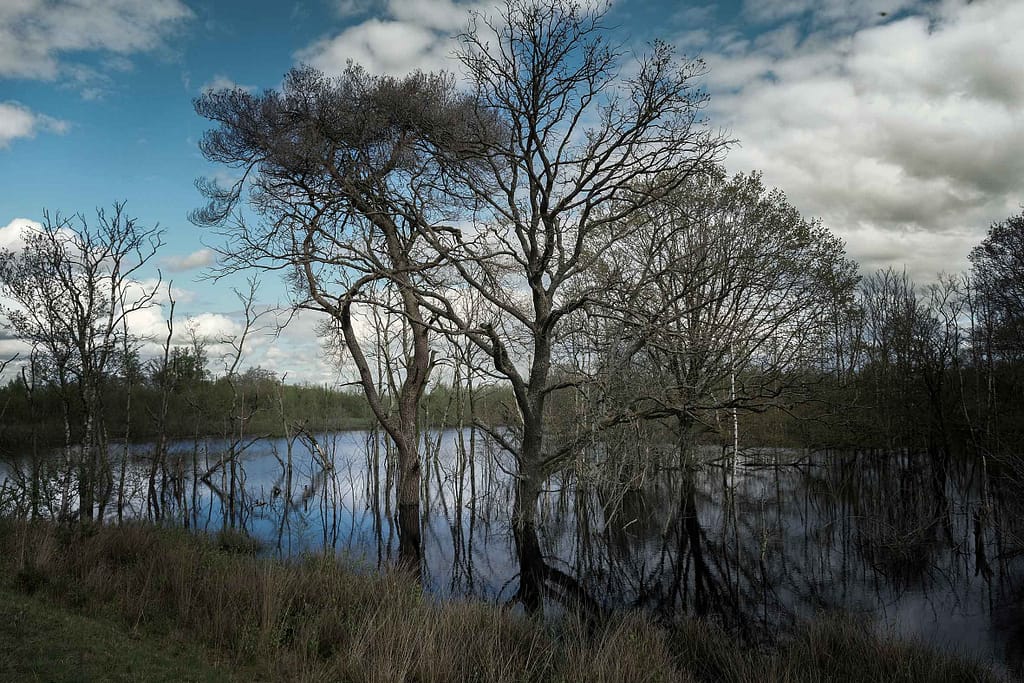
[0,588,241,682]
[0,518,1004,682]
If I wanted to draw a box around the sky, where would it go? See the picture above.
[0,0,1022,384]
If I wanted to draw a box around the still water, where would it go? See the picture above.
[2,429,1022,674]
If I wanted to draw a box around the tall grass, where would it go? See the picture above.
[0,519,1001,682]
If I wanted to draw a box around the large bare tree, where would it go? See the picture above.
[416,0,730,611]
[592,169,859,459]
[193,65,477,571]
[965,211,1024,452]
[970,211,1024,361]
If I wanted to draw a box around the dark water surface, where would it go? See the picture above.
[2,430,1022,674]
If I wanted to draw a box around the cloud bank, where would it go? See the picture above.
[296,0,492,76]
[0,0,193,88]
[162,248,215,272]
[688,0,1024,280]
[0,218,43,250]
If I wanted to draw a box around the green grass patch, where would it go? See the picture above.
[0,588,240,682]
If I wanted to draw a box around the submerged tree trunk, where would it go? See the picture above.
[512,463,545,614]
[395,429,422,571]
[393,291,431,575]
[335,293,431,578]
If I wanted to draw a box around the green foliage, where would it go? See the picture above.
[0,371,518,454]
[148,345,209,391]
[0,372,377,452]
[0,587,242,682]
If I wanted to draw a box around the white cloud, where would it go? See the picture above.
[296,0,492,76]
[161,248,216,272]
[297,19,453,76]
[334,0,378,19]
[0,104,37,146]
[0,0,193,82]
[0,102,69,149]
[128,278,196,305]
[387,0,478,30]
[0,281,351,385]
[258,309,343,385]
[742,0,919,33]
[185,312,244,342]
[0,218,43,251]
[699,0,1024,281]
[90,301,318,380]
[0,247,339,384]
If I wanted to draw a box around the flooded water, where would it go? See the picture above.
[2,429,1022,674]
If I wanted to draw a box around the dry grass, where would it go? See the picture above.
[0,518,1003,682]
[667,616,1002,683]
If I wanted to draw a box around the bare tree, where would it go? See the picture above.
[590,169,859,461]
[967,211,1024,452]
[146,282,177,521]
[205,278,276,530]
[0,203,163,522]
[916,275,966,458]
[193,65,477,571]
[0,352,18,423]
[970,211,1024,359]
[415,0,730,611]
[858,268,927,450]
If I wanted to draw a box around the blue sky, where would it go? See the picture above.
[1,0,1022,382]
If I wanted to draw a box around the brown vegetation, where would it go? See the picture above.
[0,519,999,682]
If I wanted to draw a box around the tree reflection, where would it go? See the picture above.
[2,431,1022,673]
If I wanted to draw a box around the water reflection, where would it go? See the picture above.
[1,432,1021,673]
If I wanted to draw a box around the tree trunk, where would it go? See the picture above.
[512,462,545,614]
[395,430,422,572]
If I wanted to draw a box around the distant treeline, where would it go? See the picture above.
[750,354,1024,457]
[578,209,1024,462]
[0,364,516,454]
[742,259,1024,460]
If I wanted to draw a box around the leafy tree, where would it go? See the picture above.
[148,345,208,391]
